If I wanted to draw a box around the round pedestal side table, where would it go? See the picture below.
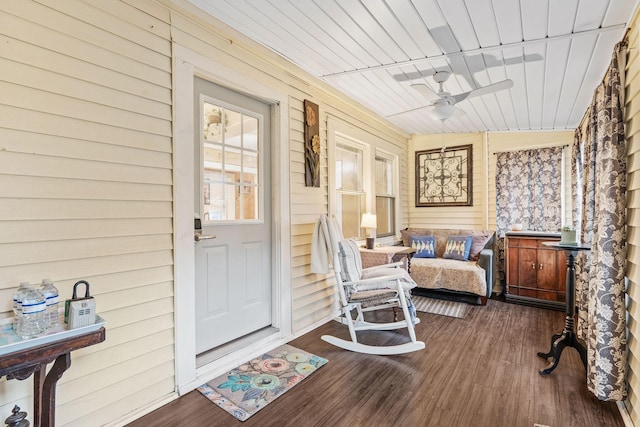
[537,241,591,375]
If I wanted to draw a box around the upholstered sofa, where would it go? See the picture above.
[400,228,495,305]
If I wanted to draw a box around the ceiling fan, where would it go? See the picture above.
[388,71,514,122]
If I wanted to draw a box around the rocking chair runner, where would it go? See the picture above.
[311,214,425,355]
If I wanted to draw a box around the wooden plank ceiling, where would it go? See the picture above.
[188,0,635,134]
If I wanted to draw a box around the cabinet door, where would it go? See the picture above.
[537,248,557,300]
[519,248,537,287]
[506,245,519,287]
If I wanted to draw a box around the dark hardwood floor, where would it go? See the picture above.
[127,299,624,427]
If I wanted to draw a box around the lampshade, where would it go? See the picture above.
[361,213,377,229]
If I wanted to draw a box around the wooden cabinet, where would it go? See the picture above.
[505,233,567,308]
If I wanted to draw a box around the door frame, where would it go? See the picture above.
[173,44,291,394]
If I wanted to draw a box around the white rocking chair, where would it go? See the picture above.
[312,214,425,355]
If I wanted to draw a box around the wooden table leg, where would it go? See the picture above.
[0,328,104,427]
[33,363,46,427]
[537,251,587,375]
[41,353,71,427]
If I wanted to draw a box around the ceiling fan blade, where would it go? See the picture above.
[386,104,431,118]
[453,79,514,103]
[410,83,441,101]
[453,106,466,118]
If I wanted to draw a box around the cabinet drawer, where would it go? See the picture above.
[507,236,560,248]
[508,238,538,248]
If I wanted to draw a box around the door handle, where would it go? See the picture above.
[194,233,216,242]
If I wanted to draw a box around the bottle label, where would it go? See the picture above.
[46,295,59,306]
[22,302,46,314]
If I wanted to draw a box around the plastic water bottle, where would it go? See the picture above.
[16,284,46,339]
[12,282,29,332]
[40,278,60,329]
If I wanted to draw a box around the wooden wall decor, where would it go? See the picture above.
[415,144,472,207]
[304,99,320,187]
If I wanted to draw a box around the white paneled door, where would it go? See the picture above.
[193,77,272,354]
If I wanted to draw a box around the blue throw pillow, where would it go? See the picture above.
[443,236,473,261]
[410,236,436,258]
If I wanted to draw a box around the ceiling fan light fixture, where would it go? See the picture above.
[427,102,455,121]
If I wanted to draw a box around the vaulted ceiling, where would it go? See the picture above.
[187,0,635,134]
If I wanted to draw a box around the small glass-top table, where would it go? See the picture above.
[537,241,591,375]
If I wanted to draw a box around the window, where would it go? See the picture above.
[375,154,396,237]
[201,97,260,222]
[335,141,366,239]
[328,119,400,243]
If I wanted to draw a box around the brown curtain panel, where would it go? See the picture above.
[571,40,627,401]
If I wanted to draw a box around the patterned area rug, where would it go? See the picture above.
[197,344,328,421]
[413,295,468,319]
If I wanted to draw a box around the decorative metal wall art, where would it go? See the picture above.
[303,99,320,187]
[415,144,472,207]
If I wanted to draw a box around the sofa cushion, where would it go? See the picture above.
[443,235,472,261]
[410,236,436,258]
[401,228,432,247]
[469,233,493,261]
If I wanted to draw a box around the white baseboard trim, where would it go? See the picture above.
[104,393,179,427]
[618,400,634,427]
[291,315,334,339]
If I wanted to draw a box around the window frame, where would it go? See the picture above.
[331,134,371,239]
[328,118,400,245]
[374,149,399,238]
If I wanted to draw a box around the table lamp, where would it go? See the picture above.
[361,213,377,249]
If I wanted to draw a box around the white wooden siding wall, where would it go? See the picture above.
[408,133,485,229]
[624,11,640,424]
[0,0,175,425]
[0,0,409,424]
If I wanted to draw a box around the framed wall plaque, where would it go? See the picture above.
[415,144,472,207]
[303,99,320,187]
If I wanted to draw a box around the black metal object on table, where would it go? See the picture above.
[537,241,591,375]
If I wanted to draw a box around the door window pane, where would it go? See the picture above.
[202,100,260,222]
[243,115,258,150]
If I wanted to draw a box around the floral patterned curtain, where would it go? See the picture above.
[495,147,564,287]
[571,40,627,401]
